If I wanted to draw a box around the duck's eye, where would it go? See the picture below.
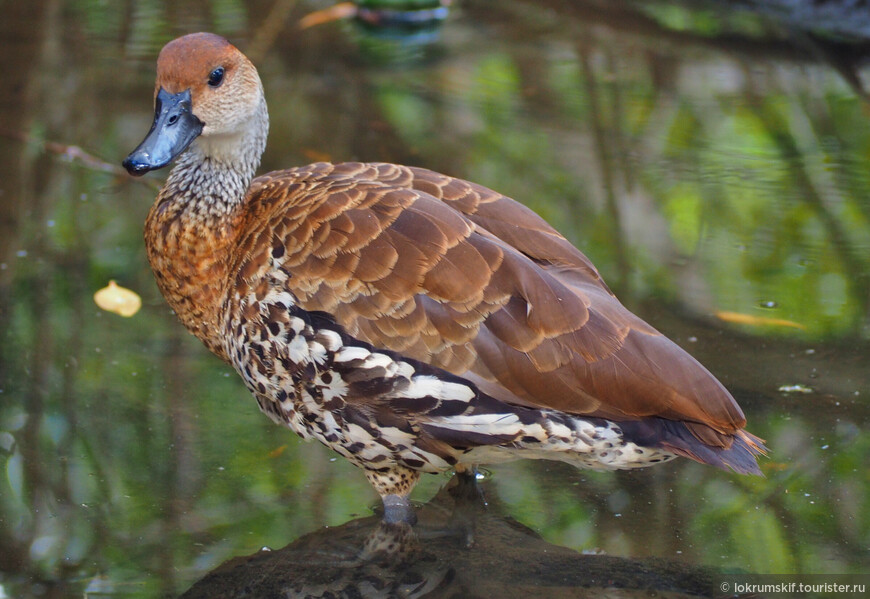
[207,67,225,88]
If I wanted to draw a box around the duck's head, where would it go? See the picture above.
[123,33,265,176]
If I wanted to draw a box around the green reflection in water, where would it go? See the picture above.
[0,0,868,596]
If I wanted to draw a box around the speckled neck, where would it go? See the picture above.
[145,95,269,358]
[159,96,269,216]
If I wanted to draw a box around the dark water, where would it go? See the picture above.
[1,1,868,597]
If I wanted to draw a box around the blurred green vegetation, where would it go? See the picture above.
[0,0,868,596]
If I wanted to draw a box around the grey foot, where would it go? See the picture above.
[381,494,417,525]
[446,470,487,548]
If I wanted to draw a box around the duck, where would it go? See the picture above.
[123,32,766,524]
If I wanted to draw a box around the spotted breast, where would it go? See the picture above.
[123,33,766,524]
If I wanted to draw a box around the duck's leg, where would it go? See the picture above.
[452,463,486,501]
[453,463,472,475]
[365,467,421,525]
[445,466,485,548]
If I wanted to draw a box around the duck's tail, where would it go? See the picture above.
[617,418,768,475]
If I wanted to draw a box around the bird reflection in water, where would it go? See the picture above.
[181,474,718,598]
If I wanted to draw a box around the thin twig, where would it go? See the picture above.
[0,129,161,190]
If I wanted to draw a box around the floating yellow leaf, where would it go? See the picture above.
[762,462,790,473]
[94,281,141,317]
[301,148,333,163]
[298,2,357,29]
[267,444,288,459]
[714,310,806,330]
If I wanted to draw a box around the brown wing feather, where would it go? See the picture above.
[243,162,747,442]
